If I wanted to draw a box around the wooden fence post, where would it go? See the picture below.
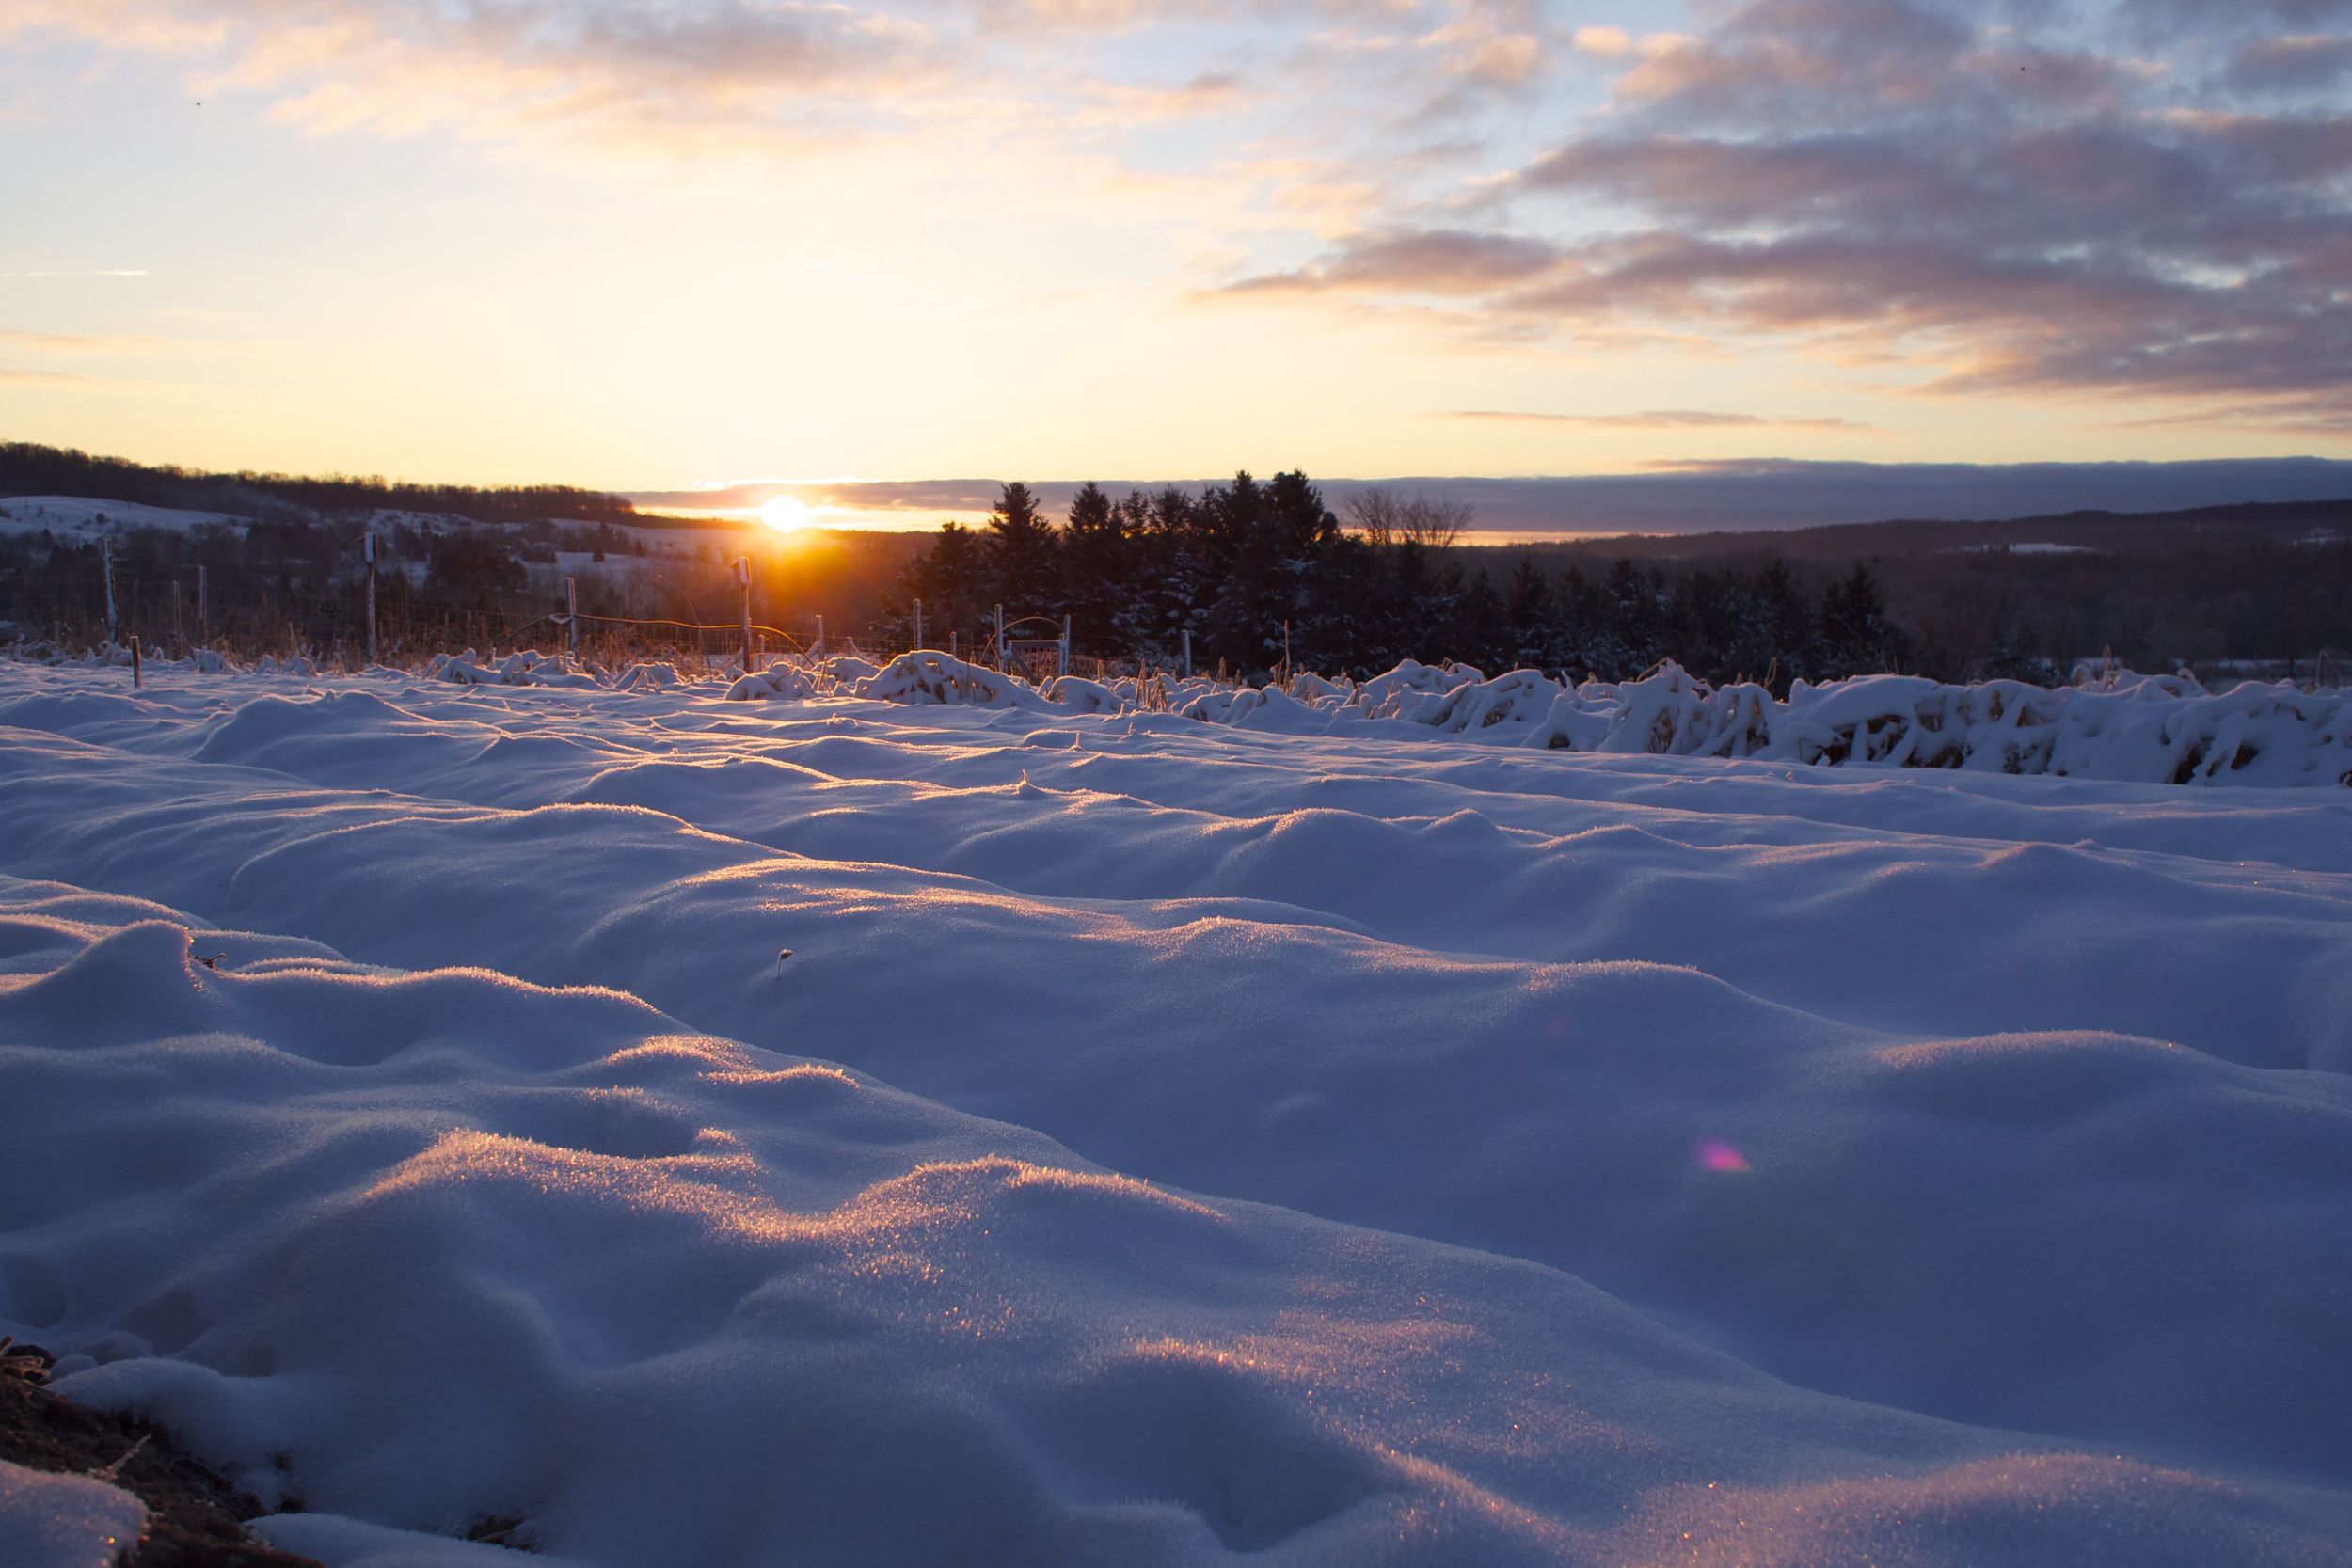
[736,557,754,672]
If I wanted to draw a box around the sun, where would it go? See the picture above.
[759,495,814,534]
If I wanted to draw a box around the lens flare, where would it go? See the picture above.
[1694,1137,1751,1174]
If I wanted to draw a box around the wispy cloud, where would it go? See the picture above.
[1448,409,1880,433]
[0,328,175,353]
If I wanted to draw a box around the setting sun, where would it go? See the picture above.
[760,496,813,534]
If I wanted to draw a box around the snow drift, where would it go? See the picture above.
[1,663,2349,1565]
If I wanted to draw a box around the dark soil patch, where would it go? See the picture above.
[1,1338,322,1568]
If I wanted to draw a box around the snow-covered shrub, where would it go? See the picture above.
[1041,675,1125,714]
[1154,658,2352,787]
[855,652,1051,709]
[726,662,822,702]
[426,648,598,688]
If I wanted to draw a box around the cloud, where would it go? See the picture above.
[1225,228,1561,293]
[1570,26,1633,60]
[1232,0,2352,429]
[0,328,175,354]
[1448,409,1879,433]
[15,0,2351,444]
[0,365,87,383]
[2228,34,2352,94]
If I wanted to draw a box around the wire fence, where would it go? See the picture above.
[0,555,1194,686]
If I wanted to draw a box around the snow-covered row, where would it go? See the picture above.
[804,652,2352,787]
[31,641,2352,787]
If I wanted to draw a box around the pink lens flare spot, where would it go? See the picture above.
[1694,1137,1751,1174]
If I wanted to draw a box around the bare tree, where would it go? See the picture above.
[1345,487,1405,546]
[1345,488,1472,548]
[1403,494,1473,549]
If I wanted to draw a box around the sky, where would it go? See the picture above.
[3,0,2349,522]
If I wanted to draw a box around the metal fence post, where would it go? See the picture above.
[364,533,379,664]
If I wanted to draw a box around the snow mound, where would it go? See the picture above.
[7,886,2350,1566]
[723,662,820,702]
[855,651,1051,708]
[1040,674,1123,713]
[815,653,882,686]
[603,660,689,693]
[424,648,602,689]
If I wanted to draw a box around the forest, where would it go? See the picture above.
[889,477,2352,689]
[3,442,2347,687]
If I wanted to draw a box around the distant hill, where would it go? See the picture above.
[1467,497,2352,567]
[0,441,642,529]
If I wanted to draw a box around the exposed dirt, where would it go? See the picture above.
[0,1338,322,1568]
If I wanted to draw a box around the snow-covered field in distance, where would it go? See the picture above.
[0,496,254,536]
[2,661,2348,1566]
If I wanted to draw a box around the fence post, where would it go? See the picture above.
[1282,620,1291,684]
[913,597,923,651]
[1060,615,1071,676]
[815,614,825,656]
[1182,628,1192,678]
[565,576,579,655]
[197,564,208,644]
[735,557,754,673]
[170,580,184,645]
[102,538,118,645]
[994,604,1005,668]
[363,534,379,664]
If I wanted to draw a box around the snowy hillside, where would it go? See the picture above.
[2,660,2348,1566]
[0,496,252,536]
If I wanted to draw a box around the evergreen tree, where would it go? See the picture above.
[1204,470,1334,674]
[1750,557,1819,690]
[1503,558,1563,672]
[1451,569,1508,673]
[1819,562,1908,675]
[1136,485,1211,664]
[1057,481,1131,651]
[985,482,1060,619]
[904,520,987,647]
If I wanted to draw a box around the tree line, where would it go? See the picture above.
[897,476,1909,689]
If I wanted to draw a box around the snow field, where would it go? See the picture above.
[1,663,2349,1565]
[0,497,251,537]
